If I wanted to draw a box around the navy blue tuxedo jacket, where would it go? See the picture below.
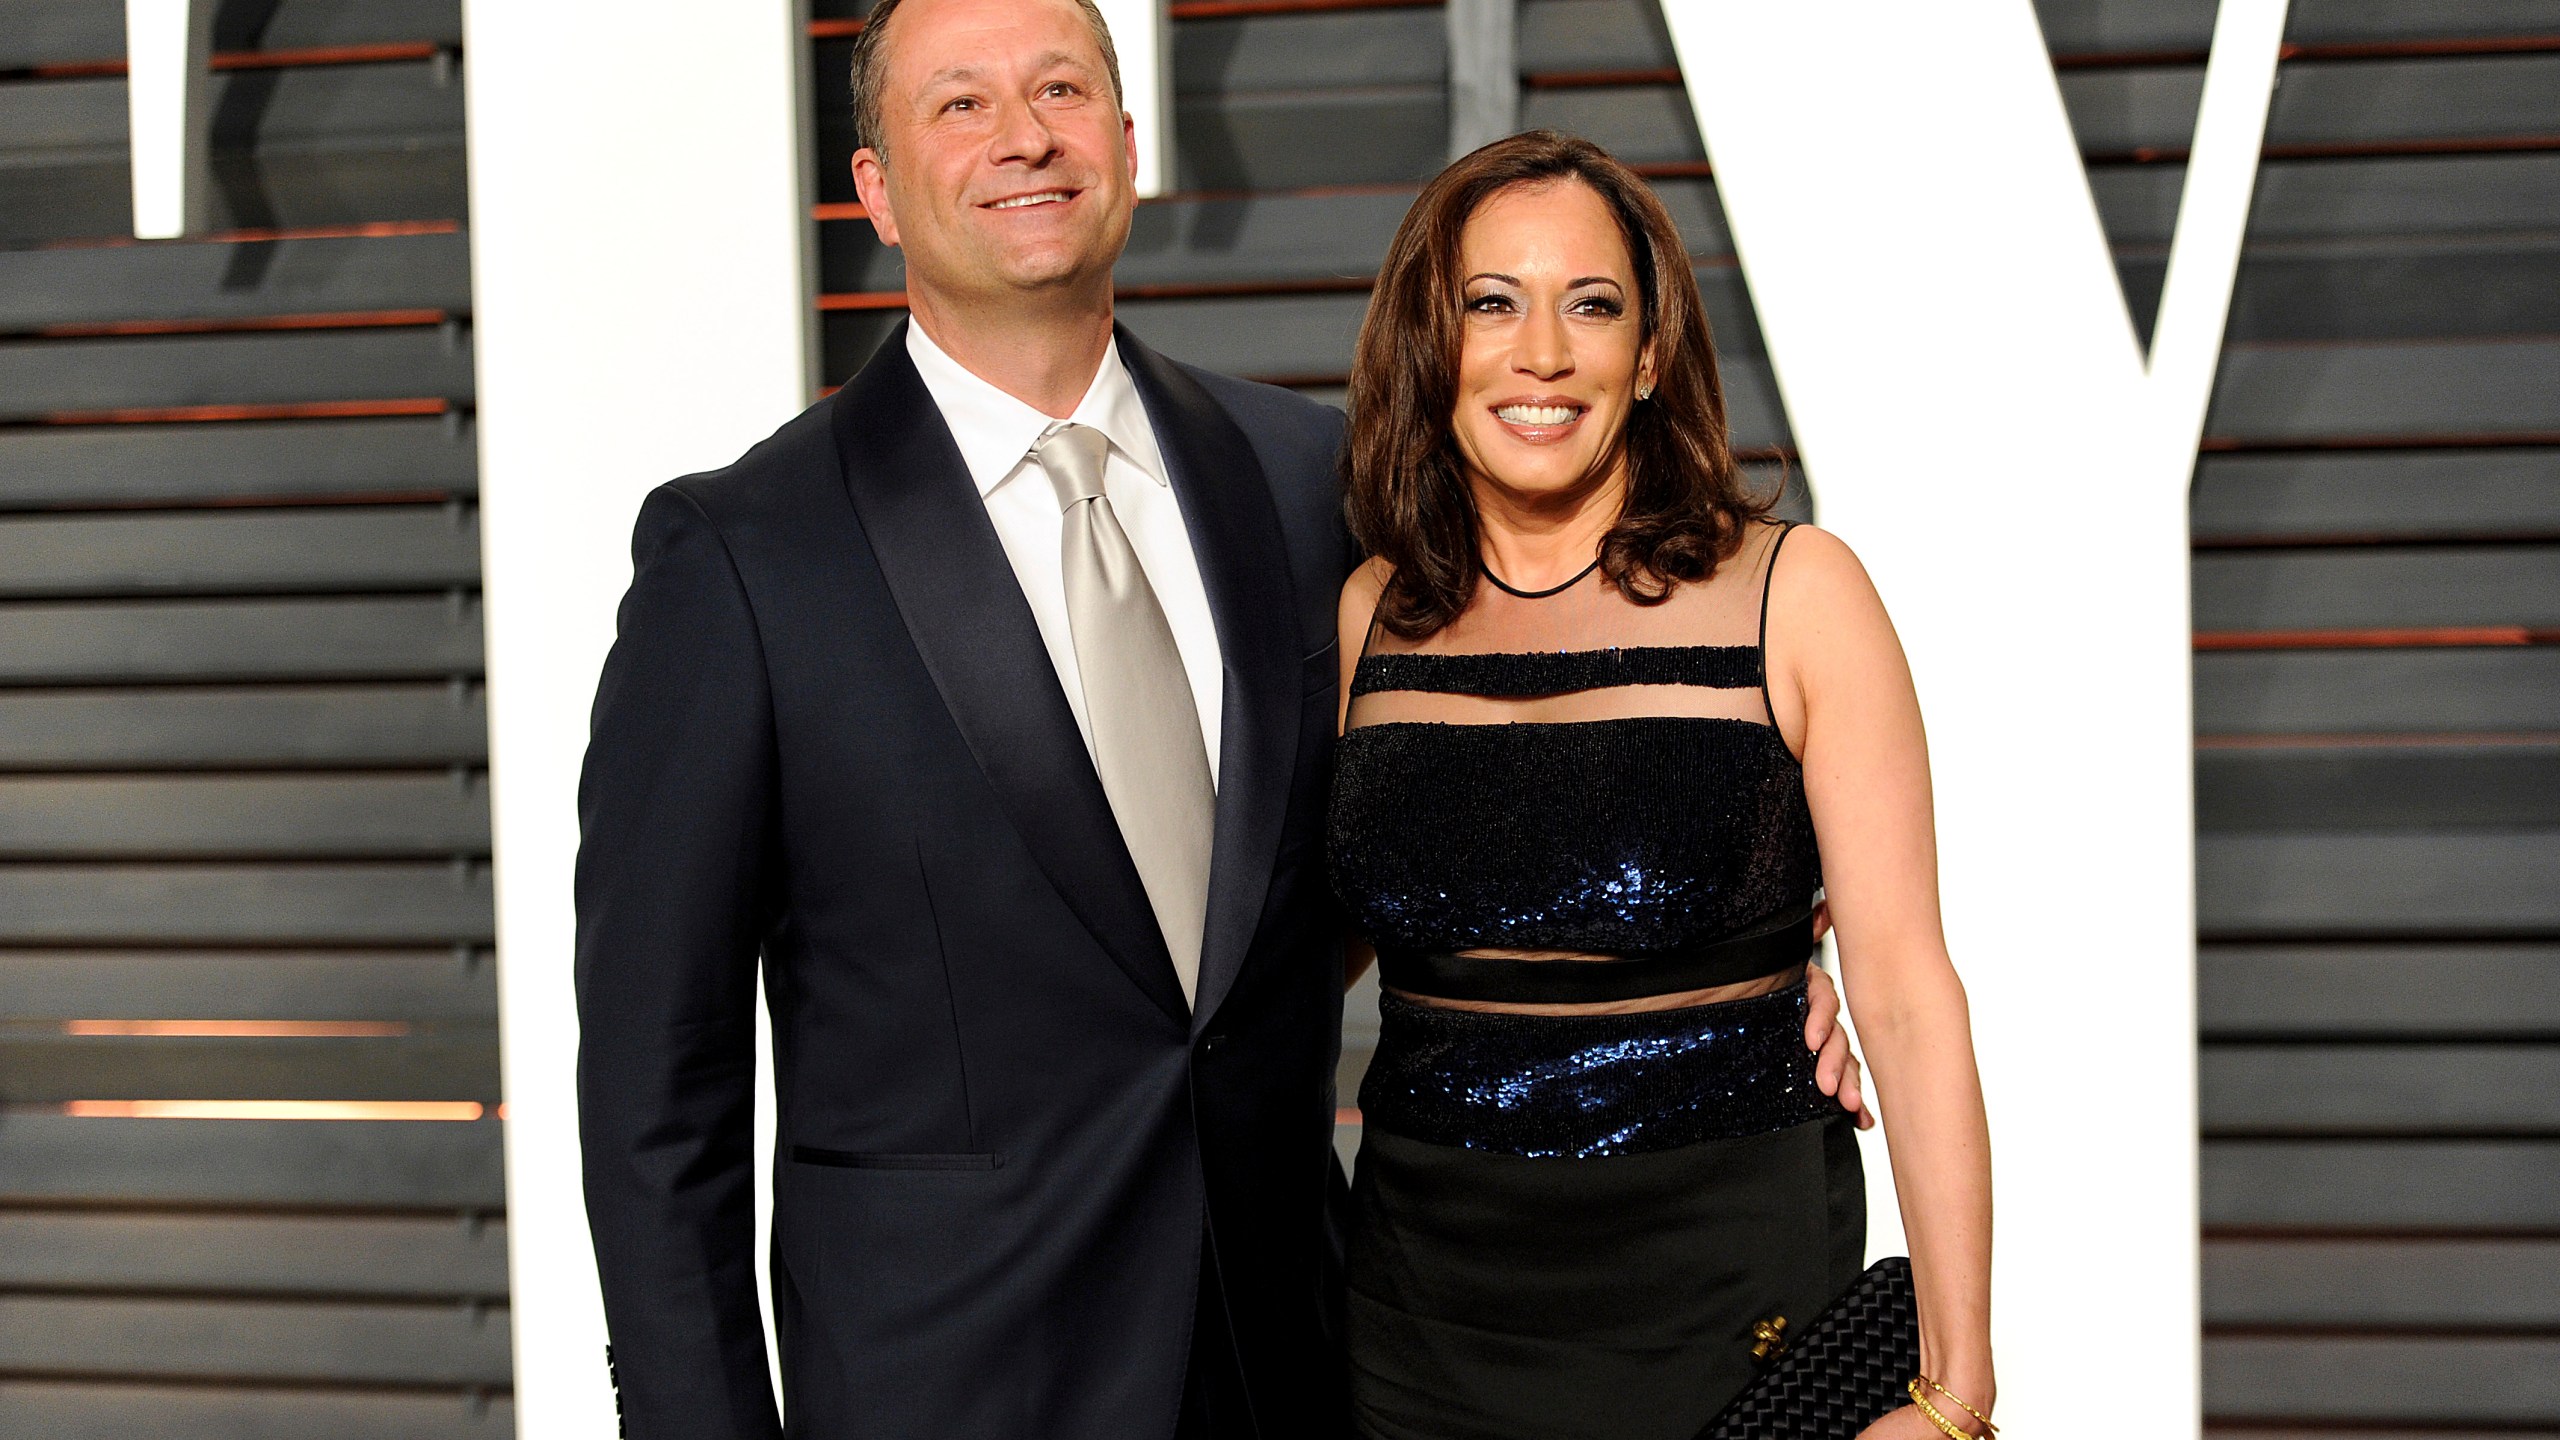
[575,325,1353,1439]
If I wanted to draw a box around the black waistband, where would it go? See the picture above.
[1376,907,1816,1004]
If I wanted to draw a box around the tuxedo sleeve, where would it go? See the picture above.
[574,484,783,1440]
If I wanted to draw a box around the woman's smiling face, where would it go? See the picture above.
[1448,178,1656,504]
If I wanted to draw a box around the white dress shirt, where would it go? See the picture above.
[906,321,1224,786]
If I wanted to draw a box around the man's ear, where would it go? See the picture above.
[1123,112,1139,184]
[850,148,901,247]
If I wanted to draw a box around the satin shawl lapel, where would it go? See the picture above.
[1118,329,1302,1035]
[829,328,1188,1024]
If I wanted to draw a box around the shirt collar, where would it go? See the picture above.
[905,319,1167,501]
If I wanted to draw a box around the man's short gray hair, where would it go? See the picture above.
[849,0,1127,156]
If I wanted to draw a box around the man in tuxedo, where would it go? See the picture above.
[575,0,1863,1436]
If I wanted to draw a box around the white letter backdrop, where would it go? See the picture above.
[1662,1,2287,1433]
[466,3,813,1434]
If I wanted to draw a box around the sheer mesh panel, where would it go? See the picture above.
[1346,521,1788,731]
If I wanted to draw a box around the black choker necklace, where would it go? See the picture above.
[1481,555,1602,600]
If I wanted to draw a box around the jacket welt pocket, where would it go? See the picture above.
[789,1146,1004,1171]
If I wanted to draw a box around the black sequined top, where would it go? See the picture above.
[1327,645,1821,973]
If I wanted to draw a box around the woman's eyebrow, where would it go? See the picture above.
[1568,276,1626,290]
[1463,272,1522,286]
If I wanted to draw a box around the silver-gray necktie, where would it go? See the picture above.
[1036,423,1215,1007]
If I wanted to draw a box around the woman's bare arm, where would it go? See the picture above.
[1768,526,1995,1430]
[1339,560,1391,990]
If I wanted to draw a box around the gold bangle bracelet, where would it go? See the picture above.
[1915,1374,1998,1435]
[1907,1377,1997,1439]
[1906,1391,1974,1440]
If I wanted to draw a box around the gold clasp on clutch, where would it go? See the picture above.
[1750,1316,1788,1362]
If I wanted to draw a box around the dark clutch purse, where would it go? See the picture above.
[1698,1257,1919,1440]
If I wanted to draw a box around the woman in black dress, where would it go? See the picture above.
[1328,131,1996,1439]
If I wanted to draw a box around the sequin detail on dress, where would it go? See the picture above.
[1349,645,1760,699]
[1358,983,1834,1158]
[1329,715,1818,958]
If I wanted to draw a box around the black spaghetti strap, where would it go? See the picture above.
[1757,523,1797,730]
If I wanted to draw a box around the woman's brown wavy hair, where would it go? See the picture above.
[1344,129,1770,639]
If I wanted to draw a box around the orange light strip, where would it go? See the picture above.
[2201,431,2560,454]
[36,219,462,253]
[65,1100,485,1121]
[30,41,441,80]
[2196,730,2560,750]
[62,1019,412,1038]
[2053,34,2560,69]
[1335,1107,1362,1126]
[1525,68,1683,89]
[2190,530,2560,550]
[2271,134,2560,160]
[2091,134,2560,166]
[37,309,448,339]
[213,42,443,70]
[2283,33,2560,62]
[2194,625,2553,651]
[27,398,451,426]
[208,219,462,243]
[813,201,871,222]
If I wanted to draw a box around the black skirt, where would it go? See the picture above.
[1346,985,1868,1440]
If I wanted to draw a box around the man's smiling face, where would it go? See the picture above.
[852,0,1138,308]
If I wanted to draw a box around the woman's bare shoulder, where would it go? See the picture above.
[1769,523,1886,618]
[1337,556,1395,635]
[1333,558,1395,723]
[1766,523,1914,710]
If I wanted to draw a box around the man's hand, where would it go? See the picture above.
[1803,904,1874,1128]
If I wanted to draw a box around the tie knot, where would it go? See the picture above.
[1036,423,1111,512]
